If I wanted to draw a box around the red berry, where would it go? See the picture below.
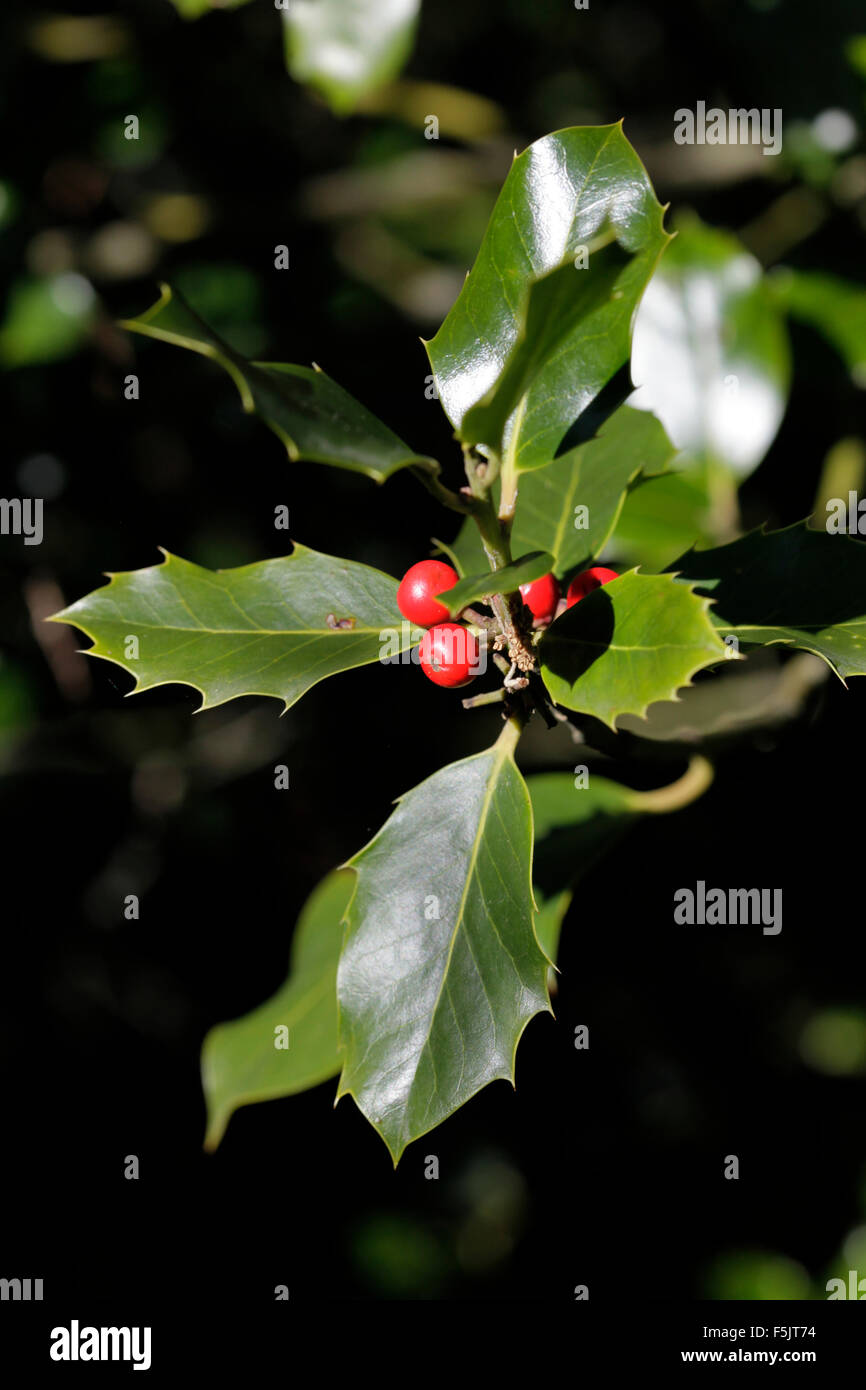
[519,573,560,623]
[419,623,479,688]
[566,566,619,608]
[397,559,459,627]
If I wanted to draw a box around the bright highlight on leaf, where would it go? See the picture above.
[51,545,419,712]
[427,122,671,471]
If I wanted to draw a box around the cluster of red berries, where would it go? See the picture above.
[397,559,620,689]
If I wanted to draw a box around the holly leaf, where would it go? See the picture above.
[121,284,436,483]
[512,407,676,576]
[630,216,790,477]
[538,571,727,728]
[436,550,554,617]
[201,869,353,1151]
[668,523,866,680]
[448,407,676,578]
[50,545,419,712]
[336,721,551,1163]
[459,246,633,457]
[426,123,670,471]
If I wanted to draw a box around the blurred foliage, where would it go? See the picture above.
[799,1008,866,1076]
[630,216,791,480]
[704,1251,813,1301]
[283,0,421,115]
[770,268,866,384]
[0,273,97,368]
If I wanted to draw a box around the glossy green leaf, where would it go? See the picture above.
[336,721,551,1163]
[459,246,633,457]
[201,869,352,1151]
[427,123,670,471]
[630,217,790,477]
[121,284,436,482]
[770,268,866,386]
[51,545,419,712]
[448,407,676,579]
[538,571,726,728]
[283,0,420,115]
[436,550,554,617]
[668,523,866,680]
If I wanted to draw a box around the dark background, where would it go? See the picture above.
[1,0,866,1318]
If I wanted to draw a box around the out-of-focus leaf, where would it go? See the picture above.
[770,268,866,386]
[528,770,638,910]
[121,285,437,482]
[436,551,553,617]
[704,1252,812,1301]
[630,217,790,477]
[846,34,866,81]
[201,869,353,1150]
[539,571,726,728]
[0,181,19,229]
[169,0,251,17]
[799,1007,866,1076]
[51,545,419,713]
[0,274,96,368]
[528,758,714,959]
[171,262,266,358]
[427,123,670,471]
[283,0,421,115]
[611,464,722,572]
[532,889,571,966]
[337,721,550,1163]
[668,523,866,680]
